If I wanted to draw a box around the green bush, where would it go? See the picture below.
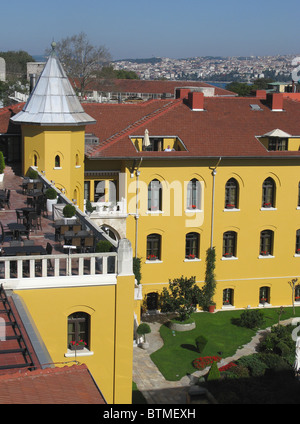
[207,361,220,381]
[258,324,295,357]
[133,257,142,285]
[239,309,265,329]
[137,323,151,342]
[0,152,5,174]
[86,200,96,213]
[238,354,267,377]
[63,204,76,218]
[27,168,38,179]
[226,364,250,379]
[45,187,57,199]
[195,335,208,354]
[95,240,113,252]
[257,353,292,373]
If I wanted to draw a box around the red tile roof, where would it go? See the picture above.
[0,103,24,133]
[75,78,235,97]
[83,96,300,159]
[0,364,106,404]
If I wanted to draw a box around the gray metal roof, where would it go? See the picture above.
[10,43,96,126]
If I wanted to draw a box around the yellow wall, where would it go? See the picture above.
[22,125,85,210]
[15,277,135,404]
[123,158,300,311]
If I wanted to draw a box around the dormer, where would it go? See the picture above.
[258,129,300,151]
[131,129,187,152]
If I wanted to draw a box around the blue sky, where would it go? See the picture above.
[1,0,300,59]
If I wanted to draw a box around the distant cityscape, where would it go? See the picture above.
[112,54,299,83]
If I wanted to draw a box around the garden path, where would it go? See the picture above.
[132,318,296,404]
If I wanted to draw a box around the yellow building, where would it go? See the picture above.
[2,44,135,404]
[82,90,300,316]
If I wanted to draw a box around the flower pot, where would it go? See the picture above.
[69,344,84,351]
[140,341,149,349]
[46,198,57,213]
[208,304,216,313]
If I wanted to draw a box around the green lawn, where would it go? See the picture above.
[150,307,300,381]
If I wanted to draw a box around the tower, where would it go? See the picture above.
[11,42,95,210]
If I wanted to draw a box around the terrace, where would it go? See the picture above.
[0,164,119,287]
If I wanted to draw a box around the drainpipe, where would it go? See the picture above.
[210,157,222,249]
[134,159,143,258]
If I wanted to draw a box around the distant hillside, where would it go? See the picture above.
[114,57,162,64]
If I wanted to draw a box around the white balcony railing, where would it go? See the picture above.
[0,252,117,281]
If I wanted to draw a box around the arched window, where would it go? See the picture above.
[260,230,274,256]
[146,233,161,260]
[33,154,37,167]
[259,287,270,304]
[187,178,201,210]
[185,232,199,259]
[262,177,275,208]
[148,179,162,211]
[223,231,237,257]
[67,312,90,350]
[94,180,105,202]
[75,153,79,166]
[295,285,300,302]
[225,178,239,209]
[296,230,300,255]
[223,288,234,306]
[55,155,61,168]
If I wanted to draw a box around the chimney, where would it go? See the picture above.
[188,91,204,111]
[267,93,284,111]
[255,90,266,100]
[29,74,36,93]
[176,88,190,99]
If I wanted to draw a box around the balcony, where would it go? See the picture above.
[88,199,127,218]
[0,165,132,290]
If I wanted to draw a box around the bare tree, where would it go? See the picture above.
[289,278,298,316]
[46,32,111,97]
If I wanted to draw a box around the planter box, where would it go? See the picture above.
[169,321,195,332]
[46,198,57,213]
[69,344,84,351]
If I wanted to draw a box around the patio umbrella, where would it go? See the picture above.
[143,129,151,148]
[294,337,300,374]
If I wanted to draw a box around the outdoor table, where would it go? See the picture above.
[1,245,46,256]
[7,223,27,240]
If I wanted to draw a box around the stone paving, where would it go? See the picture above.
[132,317,295,404]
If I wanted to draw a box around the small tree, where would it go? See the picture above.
[136,323,151,343]
[45,187,57,199]
[159,276,201,321]
[63,204,76,218]
[207,361,220,381]
[0,151,5,174]
[289,278,298,316]
[201,247,217,311]
[95,240,112,252]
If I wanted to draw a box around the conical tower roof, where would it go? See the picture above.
[10,42,96,126]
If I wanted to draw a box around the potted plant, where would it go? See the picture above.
[63,204,76,219]
[208,302,216,313]
[45,187,58,212]
[85,199,96,216]
[136,323,151,349]
[69,339,87,351]
[28,168,38,180]
[0,151,5,183]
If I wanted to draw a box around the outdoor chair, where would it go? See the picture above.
[26,182,34,194]
[16,210,26,224]
[0,221,13,243]
[83,236,94,253]
[46,242,53,270]
[71,237,82,252]
[4,190,10,209]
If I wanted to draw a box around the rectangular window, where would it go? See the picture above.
[84,181,90,201]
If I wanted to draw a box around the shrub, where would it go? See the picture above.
[257,353,292,373]
[133,257,142,285]
[239,309,265,329]
[27,168,38,179]
[226,364,250,379]
[45,187,57,199]
[137,323,151,342]
[95,240,113,252]
[207,361,220,381]
[63,204,76,218]
[85,200,96,213]
[237,354,267,377]
[258,324,295,357]
[0,152,5,174]
[195,335,208,354]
